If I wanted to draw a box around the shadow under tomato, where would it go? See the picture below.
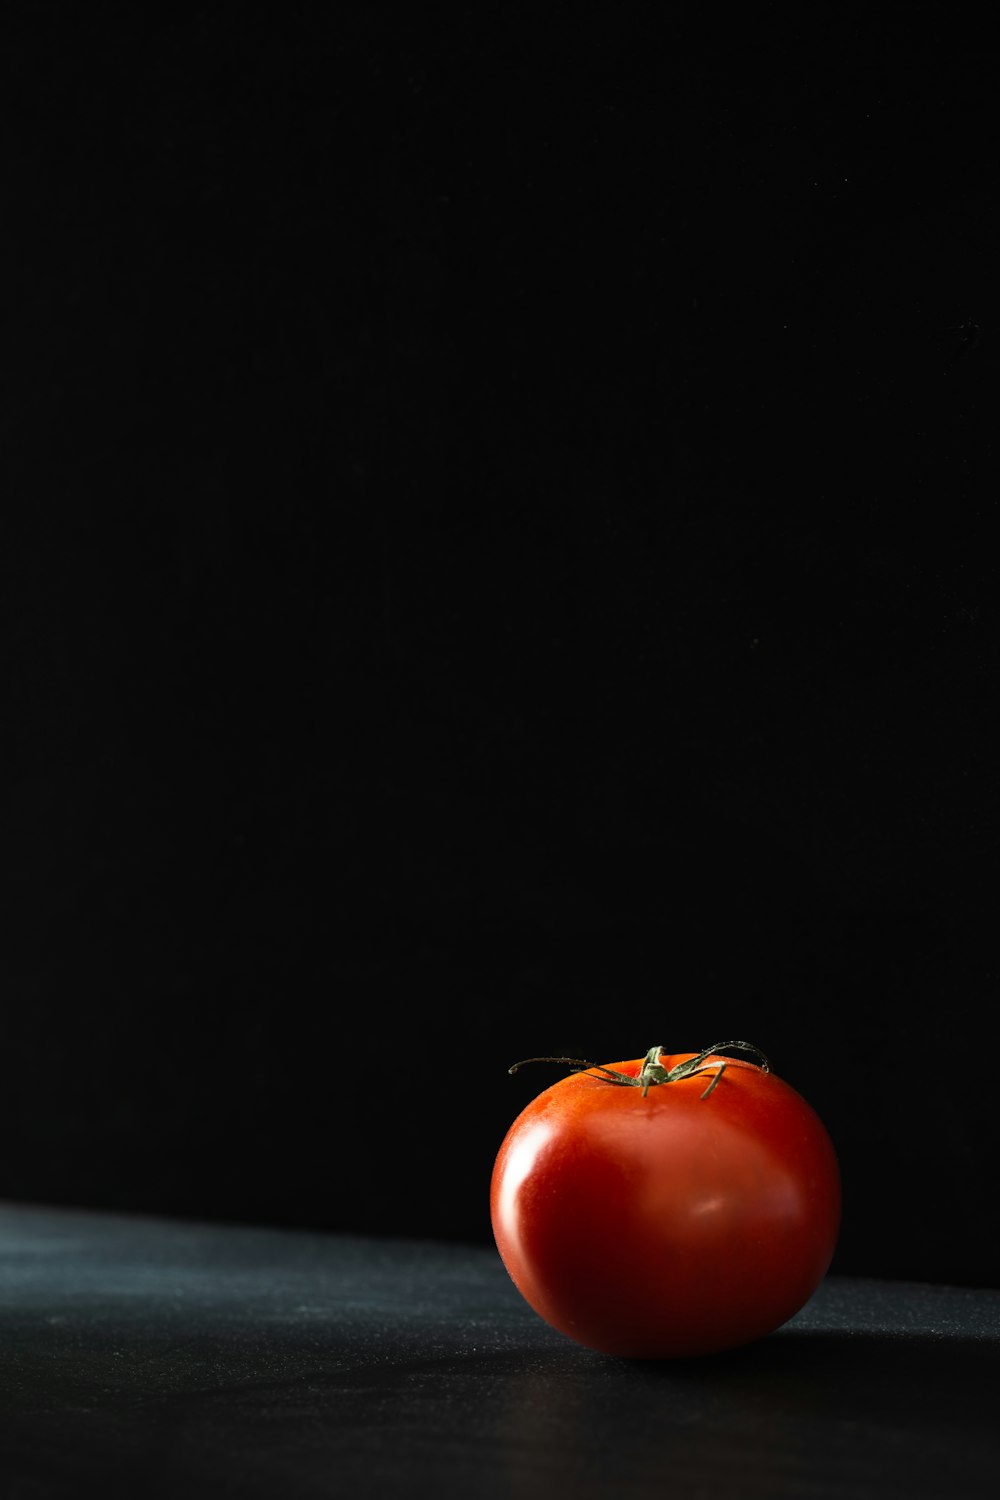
[475,1326,996,1500]
[623,1323,998,1424]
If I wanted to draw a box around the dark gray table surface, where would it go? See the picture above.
[1,1201,996,1498]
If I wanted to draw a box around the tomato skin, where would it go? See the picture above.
[491,1054,841,1359]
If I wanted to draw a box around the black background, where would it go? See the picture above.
[1,4,998,1288]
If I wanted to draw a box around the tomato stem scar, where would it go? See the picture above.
[508,1041,770,1099]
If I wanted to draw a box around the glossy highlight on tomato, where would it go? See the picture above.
[490,1045,841,1359]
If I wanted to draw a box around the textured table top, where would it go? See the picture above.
[1,1202,996,1498]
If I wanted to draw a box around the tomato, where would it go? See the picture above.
[490,1043,841,1359]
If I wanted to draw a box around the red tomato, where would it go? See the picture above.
[490,1044,840,1358]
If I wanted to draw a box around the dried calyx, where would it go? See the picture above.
[509,1041,770,1099]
